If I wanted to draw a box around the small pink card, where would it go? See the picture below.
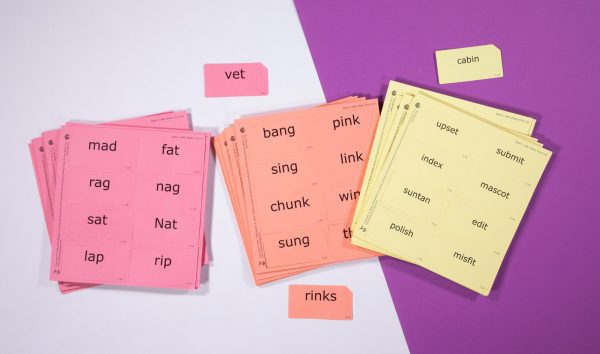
[204,62,268,97]
[288,285,353,320]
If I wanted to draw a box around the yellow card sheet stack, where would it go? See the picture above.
[351,80,551,295]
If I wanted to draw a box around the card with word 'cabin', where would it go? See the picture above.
[29,111,212,293]
[215,97,379,285]
[352,84,551,295]
[435,44,503,84]
[46,123,210,289]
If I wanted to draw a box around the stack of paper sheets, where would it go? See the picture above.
[215,97,380,285]
[351,81,551,295]
[29,111,210,293]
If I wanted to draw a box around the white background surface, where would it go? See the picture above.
[0,1,409,353]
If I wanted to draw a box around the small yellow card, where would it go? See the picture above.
[435,44,503,84]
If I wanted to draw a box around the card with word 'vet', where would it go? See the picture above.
[49,124,210,289]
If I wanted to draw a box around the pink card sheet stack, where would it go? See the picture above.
[29,111,210,293]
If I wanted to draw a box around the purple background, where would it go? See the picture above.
[294,0,600,353]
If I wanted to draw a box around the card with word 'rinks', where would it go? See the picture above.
[48,123,210,289]
[352,88,551,295]
[29,111,210,293]
[215,97,379,285]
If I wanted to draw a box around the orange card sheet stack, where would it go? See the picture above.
[215,97,380,285]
